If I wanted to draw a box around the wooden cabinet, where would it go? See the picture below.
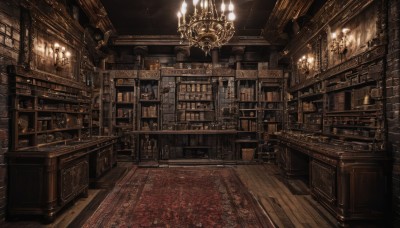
[8,65,92,150]
[7,136,117,222]
[278,45,388,226]
[277,129,387,226]
[112,71,138,161]
[7,65,119,221]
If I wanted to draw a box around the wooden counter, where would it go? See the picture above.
[276,133,387,227]
[7,136,118,222]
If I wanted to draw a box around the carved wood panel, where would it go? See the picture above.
[311,160,336,204]
[60,158,88,204]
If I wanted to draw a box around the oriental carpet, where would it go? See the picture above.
[83,167,274,227]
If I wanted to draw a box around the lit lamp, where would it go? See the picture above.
[54,42,71,70]
[177,0,236,55]
[330,28,350,55]
[297,55,314,74]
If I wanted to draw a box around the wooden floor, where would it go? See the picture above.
[235,164,337,228]
[1,162,338,227]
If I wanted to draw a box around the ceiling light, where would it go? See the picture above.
[177,0,236,55]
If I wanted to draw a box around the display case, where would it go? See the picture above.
[101,71,113,136]
[137,71,160,160]
[176,77,214,130]
[235,71,258,161]
[258,74,284,161]
[9,65,92,150]
[112,71,138,160]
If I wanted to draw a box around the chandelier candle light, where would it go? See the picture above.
[177,0,236,55]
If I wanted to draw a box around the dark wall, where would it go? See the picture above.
[387,0,400,225]
[0,0,20,220]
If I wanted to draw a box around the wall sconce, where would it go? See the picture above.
[330,28,350,55]
[54,43,71,70]
[297,55,314,74]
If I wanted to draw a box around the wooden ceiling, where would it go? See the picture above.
[77,0,326,59]
[99,0,278,36]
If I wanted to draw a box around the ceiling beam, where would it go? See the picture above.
[112,35,271,46]
[76,0,116,33]
[263,0,315,43]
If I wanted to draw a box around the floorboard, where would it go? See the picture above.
[234,164,336,228]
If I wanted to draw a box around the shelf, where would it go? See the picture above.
[263,121,281,123]
[177,120,214,122]
[239,108,257,111]
[298,92,324,100]
[260,109,283,111]
[37,127,83,134]
[131,130,237,135]
[38,95,89,104]
[37,109,89,114]
[326,80,376,93]
[115,84,135,87]
[139,100,160,103]
[15,109,35,112]
[177,109,214,112]
[116,102,135,105]
[239,117,257,119]
[237,131,258,133]
[238,101,258,103]
[14,93,34,97]
[326,109,379,116]
[18,131,35,136]
[324,133,378,141]
[141,116,158,119]
[183,146,212,149]
[116,117,131,119]
[178,99,213,102]
[235,139,258,143]
[259,100,282,103]
[179,81,211,84]
[260,84,281,88]
[327,125,377,129]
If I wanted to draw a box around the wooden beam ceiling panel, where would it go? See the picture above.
[263,0,315,42]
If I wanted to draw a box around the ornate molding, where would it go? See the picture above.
[212,68,235,77]
[109,70,137,79]
[258,70,283,79]
[161,68,210,77]
[236,70,258,79]
[138,70,160,80]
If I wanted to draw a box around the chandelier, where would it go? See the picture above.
[177,0,236,55]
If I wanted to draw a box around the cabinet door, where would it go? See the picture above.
[59,157,89,204]
[96,147,112,177]
[348,165,385,214]
[310,160,336,206]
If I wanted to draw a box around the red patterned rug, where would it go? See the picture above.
[83,167,274,227]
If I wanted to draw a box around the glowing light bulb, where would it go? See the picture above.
[221,1,226,13]
[54,43,59,49]
[181,1,187,14]
[228,12,235,21]
[228,1,234,11]
[65,51,71,58]
[332,32,337,39]
[193,0,199,6]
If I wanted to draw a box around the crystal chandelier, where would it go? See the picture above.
[177,0,236,55]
